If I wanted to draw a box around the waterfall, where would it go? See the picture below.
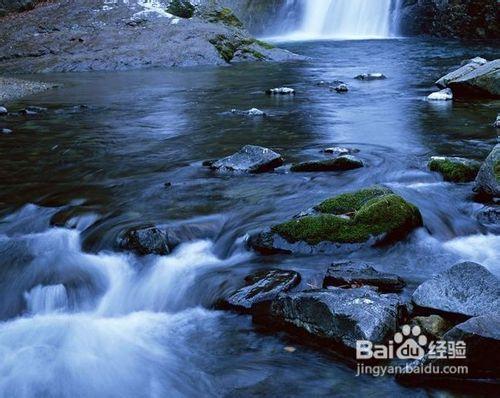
[272,0,399,40]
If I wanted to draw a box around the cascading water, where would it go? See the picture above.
[271,0,400,40]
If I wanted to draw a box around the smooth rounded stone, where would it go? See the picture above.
[427,88,453,101]
[20,105,47,115]
[231,108,266,117]
[436,58,488,89]
[0,106,7,115]
[249,186,423,255]
[428,156,481,183]
[216,269,301,314]
[265,87,295,95]
[290,155,364,172]
[322,146,359,156]
[208,145,284,173]
[412,262,500,317]
[494,114,500,128]
[269,287,403,349]
[474,144,500,199]
[355,73,386,81]
[448,59,500,99]
[411,315,453,339]
[323,261,406,292]
[1,128,12,134]
[400,314,500,382]
[119,226,172,255]
[477,206,500,225]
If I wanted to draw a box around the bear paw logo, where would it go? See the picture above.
[394,325,427,360]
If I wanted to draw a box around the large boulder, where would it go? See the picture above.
[436,57,487,89]
[269,287,403,349]
[474,144,500,199]
[249,186,423,255]
[207,145,284,173]
[323,261,405,293]
[290,155,364,172]
[216,269,300,313]
[412,262,500,317]
[447,59,500,99]
[428,156,481,183]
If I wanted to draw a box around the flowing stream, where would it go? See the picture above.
[0,35,499,397]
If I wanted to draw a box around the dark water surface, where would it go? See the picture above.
[0,38,499,397]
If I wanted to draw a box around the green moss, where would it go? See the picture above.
[167,0,195,18]
[428,158,480,183]
[272,193,422,246]
[205,7,243,28]
[495,160,500,182]
[209,34,236,63]
[315,186,392,215]
[254,39,275,50]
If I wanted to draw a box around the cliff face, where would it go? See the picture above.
[399,0,499,39]
[0,0,302,73]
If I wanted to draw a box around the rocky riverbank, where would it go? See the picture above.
[0,0,303,73]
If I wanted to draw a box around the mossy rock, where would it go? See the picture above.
[249,186,423,254]
[167,0,195,19]
[429,156,481,183]
[205,7,243,28]
[475,144,500,199]
[290,155,364,172]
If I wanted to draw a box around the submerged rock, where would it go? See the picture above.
[1,128,12,134]
[249,186,423,255]
[270,287,402,349]
[207,145,284,173]
[216,269,300,313]
[0,106,7,115]
[427,88,453,101]
[20,106,47,115]
[410,315,453,339]
[436,57,488,89]
[331,83,349,93]
[412,262,500,318]
[265,87,295,95]
[290,155,364,172]
[428,156,481,183]
[323,261,406,292]
[474,144,500,199]
[448,59,500,99]
[355,73,386,81]
[477,206,500,225]
[119,226,173,256]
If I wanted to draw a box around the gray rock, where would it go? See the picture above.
[1,128,12,134]
[216,269,300,313]
[494,114,500,128]
[411,315,453,339]
[20,106,47,115]
[0,77,56,103]
[290,155,364,172]
[270,287,403,349]
[477,206,500,225]
[331,83,348,93]
[355,73,386,81]
[0,106,7,115]
[427,88,453,101]
[448,59,500,99]
[0,0,303,73]
[265,87,295,95]
[322,146,359,156]
[412,262,500,317]
[208,145,284,173]
[230,108,266,117]
[474,144,500,199]
[323,261,405,292]
[401,315,500,382]
[436,58,488,89]
[119,226,172,256]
